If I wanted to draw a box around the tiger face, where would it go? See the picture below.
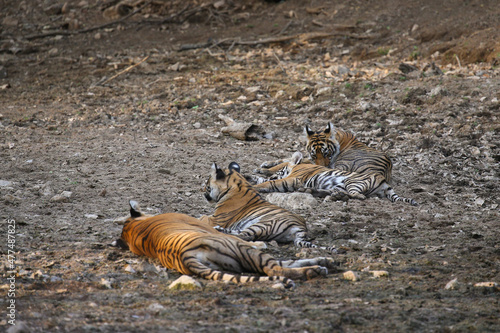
[305,122,340,167]
[203,162,240,202]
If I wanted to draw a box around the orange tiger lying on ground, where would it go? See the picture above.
[114,200,338,288]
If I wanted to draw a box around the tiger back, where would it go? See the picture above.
[254,152,417,206]
[200,162,335,251]
[117,201,337,287]
[306,122,393,183]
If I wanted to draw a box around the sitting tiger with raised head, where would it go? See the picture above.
[259,122,392,183]
[254,152,417,206]
[114,200,336,288]
[200,162,336,252]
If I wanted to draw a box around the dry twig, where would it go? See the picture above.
[96,55,149,86]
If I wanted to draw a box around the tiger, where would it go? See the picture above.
[254,152,418,206]
[113,200,337,288]
[258,122,392,183]
[306,122,393,182]
[200,162,337,252]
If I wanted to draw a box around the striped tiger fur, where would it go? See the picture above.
[306,122,393,183]
[115,200,336,288]
[200,162,337,252]
[258,122,392,183]
[254,152,417,206]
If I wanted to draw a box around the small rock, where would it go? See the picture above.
[100,277,113,289]
[168,275,202,290]
[193,122,201,129]
[343,271,360,282]
[0,180,13,187]
[124,264,136,273]
[48,48,59,56]
[315,86,332,97]
[84,214,99,219]
[444,278,459,290]
[370,270,389,278]
[137,262,158,274]
[50,191,72,202]
[148,303,165,313]
[94,32,102,40]
[429,86,448,97]
[475,198,485,207]
[471,147,480,156]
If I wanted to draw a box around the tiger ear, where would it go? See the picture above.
[325,122,336,136]
[212,162,226,180]
[228,162,240,173]
[305,124,315,137]
[129,200,143,218]
[290,151,303,165]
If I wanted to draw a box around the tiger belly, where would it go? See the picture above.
[305,171,346,190]
[227,216,262,232]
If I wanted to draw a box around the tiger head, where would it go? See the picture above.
[203,162,242,203]
[305,122,340,167]
[112,200,150,249]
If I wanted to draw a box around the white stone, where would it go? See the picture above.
[342,271,360,281]
[168,275,202,290]
[444,278,459,290]
[370,270,389,278]
[0,180,13,187]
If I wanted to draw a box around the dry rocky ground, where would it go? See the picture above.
[1,0,499,332]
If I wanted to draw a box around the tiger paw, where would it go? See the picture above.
[316,257,341,271]
[305,266,328,279]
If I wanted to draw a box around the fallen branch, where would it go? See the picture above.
[178,31,377,51]
[96,55,149,86]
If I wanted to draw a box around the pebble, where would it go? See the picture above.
[342,271,360,282]
[0,180,13,187]
[100,277,113,289]
[168,275,202,290]
[147,303,165,313]
[50,191,72,202]
[84,214,99,219]
[370,270,389,278]
[124,264,136,273]
[444,278,459,290]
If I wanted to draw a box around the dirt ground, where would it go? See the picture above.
[1,0,499,332]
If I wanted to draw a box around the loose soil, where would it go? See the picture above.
[1,0,499,332]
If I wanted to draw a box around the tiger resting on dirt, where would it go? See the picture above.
[254,152,417,206]
[114,201,337,288]
[199,162,336,252]
[259,122,393,183]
